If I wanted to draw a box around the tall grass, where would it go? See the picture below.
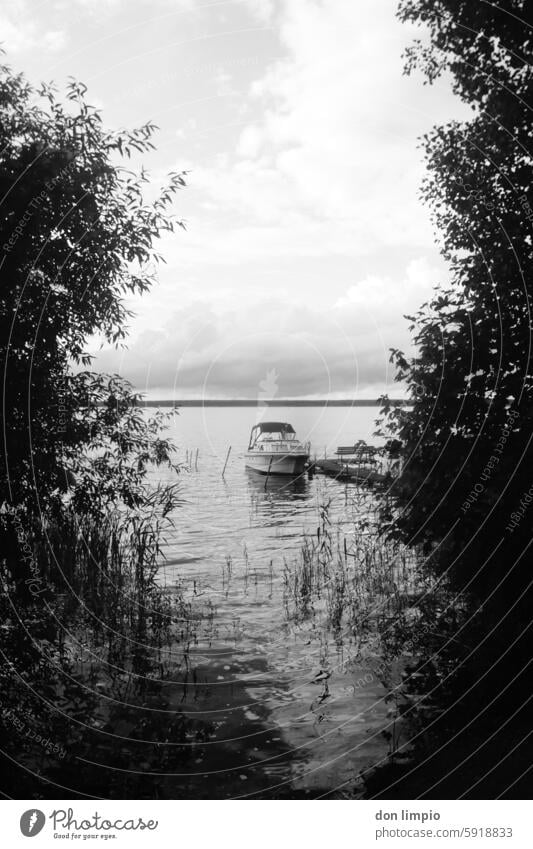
[281,495,472,784]
[0,503,214,798]
[283,498,423,655]
[41,506,180,641]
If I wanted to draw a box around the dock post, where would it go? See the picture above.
[264,456,273,490]
[222,446,232,478]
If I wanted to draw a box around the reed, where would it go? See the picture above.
[282,498,421,653]
[0,501,217,798]
[1,501,196,665]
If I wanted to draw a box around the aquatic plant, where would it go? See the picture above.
[283,496,419,652]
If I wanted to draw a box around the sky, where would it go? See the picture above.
[2,0,470,399]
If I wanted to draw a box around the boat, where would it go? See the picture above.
[245,421,310,475]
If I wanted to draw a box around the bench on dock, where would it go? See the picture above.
[335,444,378,458]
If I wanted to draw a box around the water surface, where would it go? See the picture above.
[141,405,397,798]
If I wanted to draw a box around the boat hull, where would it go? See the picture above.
[245,452,308,475]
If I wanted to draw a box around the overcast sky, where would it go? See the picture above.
[4,0,470,398]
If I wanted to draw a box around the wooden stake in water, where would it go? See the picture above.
[222,445,232,478]
[195,448,199,471]
[264,455,273,490]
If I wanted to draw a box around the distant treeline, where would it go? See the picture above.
[138,399,409,408]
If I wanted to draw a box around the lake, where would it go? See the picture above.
[129,405,403,798]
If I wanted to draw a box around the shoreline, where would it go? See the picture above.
[138,399,410,407]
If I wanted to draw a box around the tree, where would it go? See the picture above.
[380,0,533,600]
[0,57,185,577]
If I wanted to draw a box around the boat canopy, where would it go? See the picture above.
[248,421,297,449]
[254,422,295,433]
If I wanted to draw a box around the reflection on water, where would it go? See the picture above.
[245,466,311,497]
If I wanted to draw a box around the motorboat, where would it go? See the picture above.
[245,421,310,475]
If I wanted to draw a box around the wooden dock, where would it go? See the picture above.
[313,458,389,486]
[312,442,397,487]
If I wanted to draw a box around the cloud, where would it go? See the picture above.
[94,257,443,398]
[0,13,66,53]
[160,0,467,273]
[54,0,194,14]
[27,0,461,397]
[239,0,276,25]
[336,257,440,311]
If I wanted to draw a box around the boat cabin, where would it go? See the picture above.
[248,422,297,450]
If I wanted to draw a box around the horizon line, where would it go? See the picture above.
[139,398,409,407]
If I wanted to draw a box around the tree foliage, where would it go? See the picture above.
[0,57,185,578]
[381,0,533,598]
